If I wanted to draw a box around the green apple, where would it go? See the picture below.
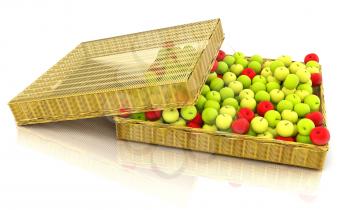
[130,113,146,121]
[269,60,285,72]
[255,90,270,102]
[277,55,292,67]
[267,75,279,83]
[289,62,306,74]
[202,124,218,132]
[285,94,301,106]
[295,90,310,101]
[264,110,281,128]
[276,100,293,113]
[297,84,313,94]
[248,61,262,73]
[223,55,235,67]
[237,75,251,88]
[266,82,281,93]
[223,72,236,85]
[230,64,244,76]
[250,82,266,94]
[261,67,273,78]
[247,127,257,136]
[267,127,277,137]
[206,72,217,84]
[296,134,312,144]
[204,100,221,111]
[240,97,257,110]
[296,68,311,83]
[274,66,290,81]
[222,98,239,110]
[233,51,245,60]
[236,57,249,68]
[217,61,229,74]
[202,108,218,125]
[220,105,236,118]
[297,118,315,135]
[257,131,274,139]
[206,91,221,102]
[201,85,210,96]
[306,60,321,69]
[281,110,298,123]
[180,106,197,120]
[281,87,296,95]
[283,74,299,89]
[270,89,285,103]
[251,116,269,133]
[216,113,233,130]
[171,117,186,126]
[252,75,267,84]
[304,94,320,111]
[195,95,207,112]
[250,54,264,64]
[294,103,311,117]
[228,81,243,95]
[306,66,320,74]
[263,60,272,68]
[239,89,255,100]
[276,120,294,137]
[219,87,234,101]
[162,108,180,123]
[210,78,224,91]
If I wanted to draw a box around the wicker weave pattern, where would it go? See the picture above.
[9,19,224,125]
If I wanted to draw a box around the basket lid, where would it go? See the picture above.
[9,19,224,125]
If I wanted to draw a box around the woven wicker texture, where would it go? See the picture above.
[115,60,328,170]
[9,19,224,125]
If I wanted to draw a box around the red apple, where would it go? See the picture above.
[216,50,226,61]
[241,68,256,79]
[310,127,330,145]
[217,74,223,79]
[231,118,250,134]
[305,111,324,126]
[187,121,201,128]
[275,136,295,142]
[188,113,203,126]
[145,110,162,121]
[237,108,255,122]
[311,73,322,86]
[257,101,274,116]
[304,53,319,63]
[211,60,218,73]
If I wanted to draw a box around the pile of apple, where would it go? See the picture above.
[122,51,330,146]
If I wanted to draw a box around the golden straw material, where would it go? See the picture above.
[115,60,328,170]
[9,19,224,125]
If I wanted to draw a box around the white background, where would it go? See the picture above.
[0,0,349,209]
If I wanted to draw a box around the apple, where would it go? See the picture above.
[261,67,273,78]
[294,103,311,117]
[267,75,279,83]
[296,68,311,83]
[270,89,285,103]
[130,112,146,121]
[237,108,254,122]
[172,117,186,126]
[296,134,312,144]
[236,57,249,68]
[162,108,179,123]
[220,105,236,118]
[276,120,294,137]
[230,64,244,76]
[285,94,301,106]
[304,53,319,63]
[289,62,306,74]
[220,87,235,101]
[297,84,313,94]
[251,82,266,93]
[206,91,221,102]
[247,127,257,136]
[241,68,256,79]
[275,136,295,142]
[306,66,320,74]
[222,98,239,110]
[231,118,250,134]
[216,50,226,61]
[274,66,290,81]
[311,73,322,86]
[304,94,320,111]
[276,100,293,113]
[281,87,296,95]
[251,116,269,133]
[201,85,210,96]
[211,60,218,73]
[255,90,270,102]
[256,101,274,116]
[216,113,233,130]
[206,72,217,84]
[266,82,280,93]
[297,118,315,135]
[295,90,310,101]
[145,110,162,121]
[210,77,225,91]
[267,127,277,137]
[180,106,197,121]
[310,127,330,145]
[248,61,262,73]
[240,97,256,110]
[223,72,237,85]
[196,95,207,112]
[237,75,251,89]
[239,89,254,100]
[263,60,272,68]
[258,131,274,139]
[281,110,298,123]
[188,113,203,126]
[292,124,298,137]
[305,111,324,126]
[202,124,218,132]
[228,81,243,95]
[277,55,292,67]
[204,100,220,111]
[306,60,321,69]
[252,75,267,84]
[223,55,235,67]
[283,74,299,89]
[250,54,264,64]
[269,60,285,72]
[233,51,245,60]
[187,121,201,128]
[201,107,218,125]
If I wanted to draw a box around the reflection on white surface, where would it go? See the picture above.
[17,117,322,200]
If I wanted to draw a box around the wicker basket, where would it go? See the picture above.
[115,59,328,170]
